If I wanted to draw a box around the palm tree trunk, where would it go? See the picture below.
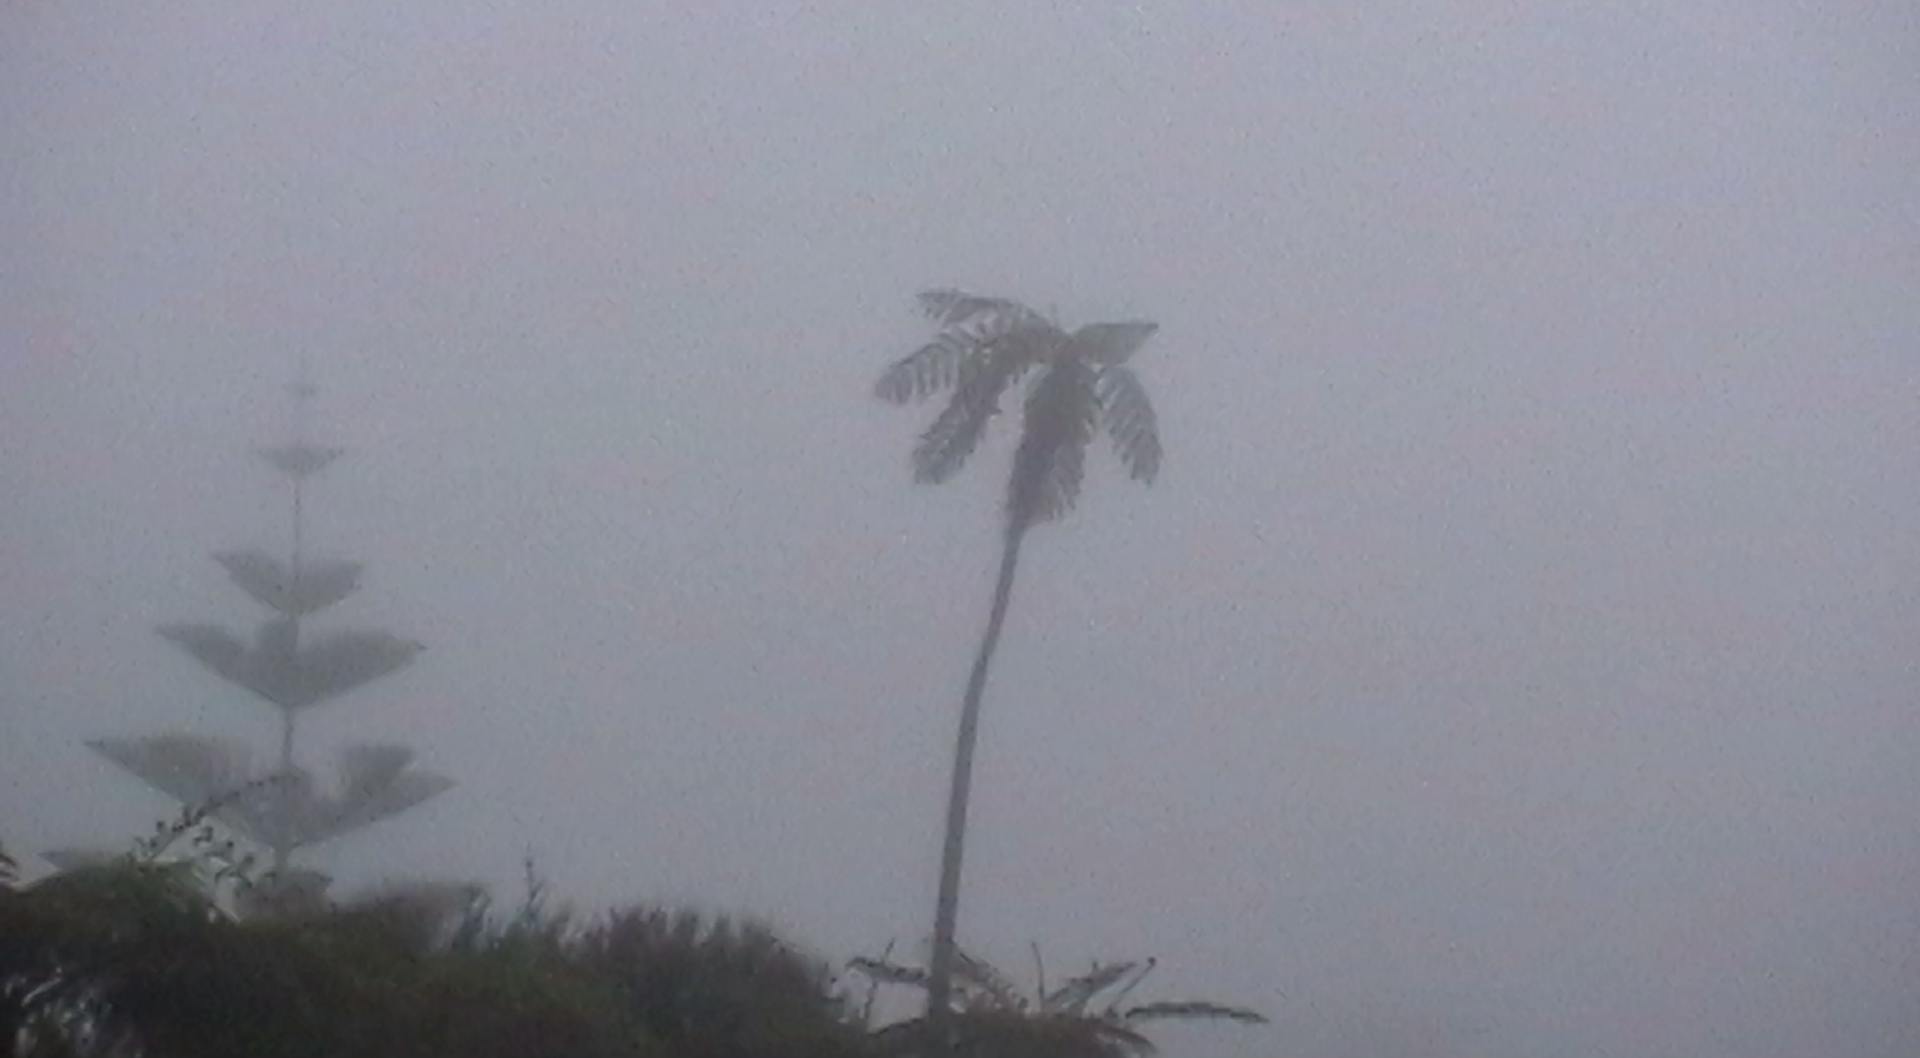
[926,520,1027,1036]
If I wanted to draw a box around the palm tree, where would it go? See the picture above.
[875,290,1164,1036]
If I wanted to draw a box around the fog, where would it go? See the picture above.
[4,3,1917,1056]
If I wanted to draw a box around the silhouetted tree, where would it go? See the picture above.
[45,367,450,911]
[875,290,1164,1032]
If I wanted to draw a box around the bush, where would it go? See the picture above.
[1,860,867,1058]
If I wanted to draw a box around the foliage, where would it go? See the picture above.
[154,621,425,712]
[571,907,863,1058]
[876,289,1162,532]
[0,852,867,1058]
[849,948,1263,1058]
[84,736,451,861]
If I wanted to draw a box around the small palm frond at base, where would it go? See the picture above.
[1123,1000,1269,1025]
[1043,960,1140,1014]
[952,945,1023,1009]
[849,954,933,989]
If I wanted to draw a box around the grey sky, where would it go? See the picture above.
[4,3,1917,1056]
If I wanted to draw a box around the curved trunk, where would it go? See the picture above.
[926,521,1027,1037]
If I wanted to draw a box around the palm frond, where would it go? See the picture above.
[911,392,996,483]
[1007,360,1100,527]
[916,289,1044,329]
[912,348,1035,483]
[849,954,932,990]
[876,332,976,403]
[1067,321,1158,366]
[255,443,344,478]
[1099,957,1156,1015]
[1095,366,1162,484]
[1043,960,1138,1015]
[882,295,1059,404]
[952,946,1022,1009]
[1122,1001,1268,1025]
[1079,1016,1159,1057]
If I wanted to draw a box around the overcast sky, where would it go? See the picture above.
[4,3,1918,1056]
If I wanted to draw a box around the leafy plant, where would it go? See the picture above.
[849,948,1263,1058]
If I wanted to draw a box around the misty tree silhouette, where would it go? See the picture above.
[875,290,1163,1038]
[45,367,451,912]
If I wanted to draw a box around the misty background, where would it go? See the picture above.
[3,3,1917,1056]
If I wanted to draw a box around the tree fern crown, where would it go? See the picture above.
[876,290,1164,528]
